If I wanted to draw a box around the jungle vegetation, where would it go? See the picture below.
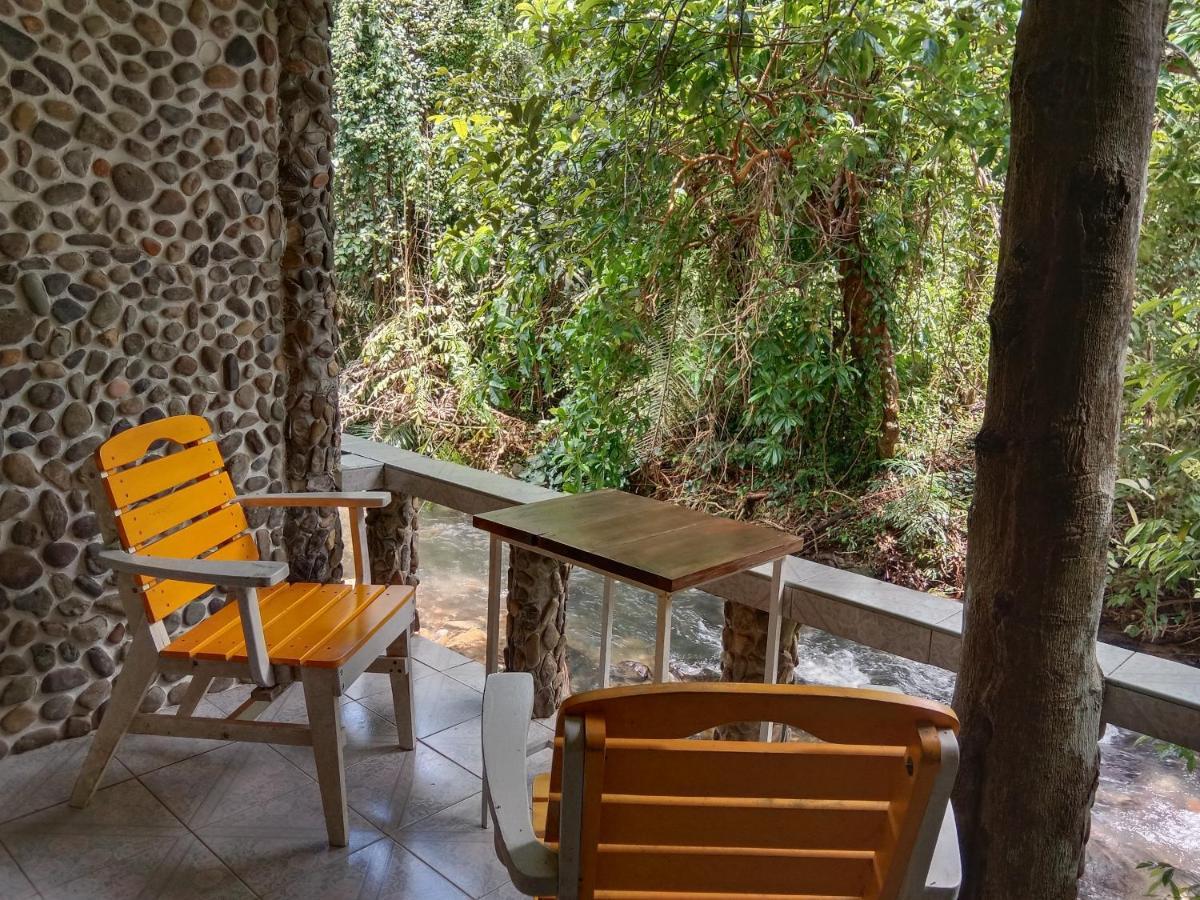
[330,0,1200,657]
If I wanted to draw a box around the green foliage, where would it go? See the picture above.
[1109,7,1200,641]
[427,0,1017,492]
[332,0,1200,641]
[1140,862,1200,900]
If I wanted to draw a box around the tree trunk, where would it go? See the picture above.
[836,173,900,459]
[951,3,1169,898]
[277,0,344,583]
[504,547,570,718]
[366,493,421,629]
[715,602,800,740]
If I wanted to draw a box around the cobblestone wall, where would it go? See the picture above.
[0,0,285,756]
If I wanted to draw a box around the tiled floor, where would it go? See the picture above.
[0,637,551,900]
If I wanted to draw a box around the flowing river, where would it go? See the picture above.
[409,502,1200,899]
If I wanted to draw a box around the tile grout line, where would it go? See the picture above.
[136,769,265,900]
[0,831,41,900]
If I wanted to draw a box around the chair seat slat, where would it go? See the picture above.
[270,585,389,666]
[161,582,415,670]
[194,583,351,662]
[283,586,413,668]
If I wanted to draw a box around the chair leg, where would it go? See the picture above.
[70,626,160,808]
[387,629,416,750]
[302,668,349,847]
[175,674,213,717]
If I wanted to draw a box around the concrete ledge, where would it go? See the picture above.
[341,435,1200,751]
[342,434,557,512]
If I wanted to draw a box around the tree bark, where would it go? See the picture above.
[952,3,1169,898]
[715,602,800,740]
[836,173,900,459]
[366,494,421,629]
[504,547,570,718]
[277,0,344,582]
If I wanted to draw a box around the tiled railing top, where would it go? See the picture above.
[340,435,1200,751]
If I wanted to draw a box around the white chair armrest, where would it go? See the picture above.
[482,673,558,897]
[97,550,289,588]
[922,805,961,898]
[237,491,391,509]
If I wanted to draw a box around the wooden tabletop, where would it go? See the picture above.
[473,489,804,593]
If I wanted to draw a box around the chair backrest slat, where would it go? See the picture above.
[115,471,237,547]
[97,415,215,469]
[545,684,957,900]
[105,441,225,509]
[94,416,258,624]
[141,533,260,621]
[596,795,890,850]
[600,739,908,801]
[595,846,876,897]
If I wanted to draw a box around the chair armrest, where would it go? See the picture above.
[483,673,559,897]
[923,805,961,898]
[237,491,391,509]
[96,550,290,588]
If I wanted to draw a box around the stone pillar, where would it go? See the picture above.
[277,0,343,582]
[366,494,420,626]
[504,548,570,718]
[716,601,800,741]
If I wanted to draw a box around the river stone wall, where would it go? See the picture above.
[0,0,285,756]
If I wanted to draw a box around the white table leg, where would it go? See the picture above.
[760,557,785,741]
[599,577,615,688]
[485,536,502,676]
[482,536,504,827]
[653,592,673,683]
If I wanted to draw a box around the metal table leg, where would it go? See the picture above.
[482,535,502,827]
[760,557,785,741]
[599,577,615,688]
[653,591,673,682]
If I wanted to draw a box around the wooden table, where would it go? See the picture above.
[473,490,803,823]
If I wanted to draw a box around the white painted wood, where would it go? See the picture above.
[343,434,1200,755]
[599,577,615,689]
[387,630,415,750]
[486,535,503,676]
[175,675,212,717]
[70,623,161,808]
[365,657,409,675]
[96,549,290,588]
[228,683,288,721]
[481,674,560,897]
[348,506,370,583]
[653,592,673,682]
[128,713,312,746]
[237,491,391,508]
[302,668,350,847]
[342,433,558,514]
[482,536,505,826]
[760,557,785,741]
[234,586,274,687]
[900,727,961,899]
[920,807,962,899]
[157,657,265,680]
[336,596,416,689]
[557,714,586,900]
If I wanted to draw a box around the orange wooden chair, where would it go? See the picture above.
[483,676,961,899]
[69,415,417,846]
